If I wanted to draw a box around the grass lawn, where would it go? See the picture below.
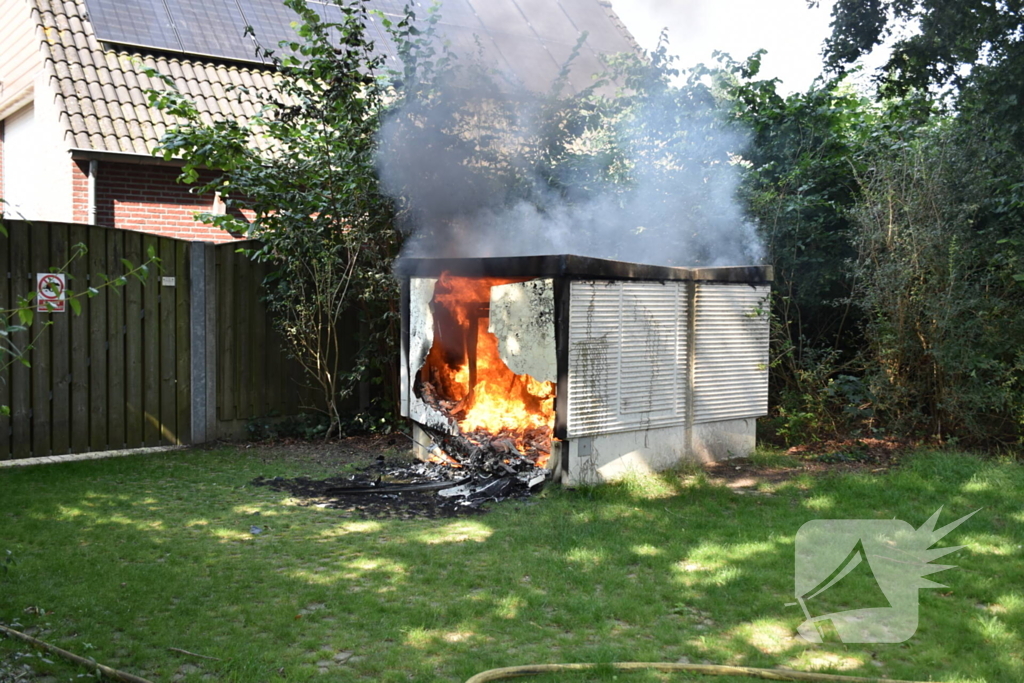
[0,445,1022,683]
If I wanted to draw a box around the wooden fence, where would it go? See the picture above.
[201,241,313,439]
[0,221,313,460]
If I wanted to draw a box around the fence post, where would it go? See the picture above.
[189,242,219,443]
[204,243,218,440]
[189,242,207,443]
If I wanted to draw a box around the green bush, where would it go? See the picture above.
[850,123,1024,445]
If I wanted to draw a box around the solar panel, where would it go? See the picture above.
[84,0,298,62]
[369,0,417,19]
[430,0,485,30]
[82,0,633,87]
[362,11,402,66]
[464,0,534,38]
[241,0,304,58]
[487,33,561,92]
[561,48,607,90]
[172,0,253,61]
[83,0,182,53]
[436,24,507,71]
[553,0,633,51]
[506,0,579,43]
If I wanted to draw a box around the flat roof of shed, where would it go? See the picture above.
[394,255,773,283]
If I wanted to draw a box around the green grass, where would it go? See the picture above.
[1,447,1022,683]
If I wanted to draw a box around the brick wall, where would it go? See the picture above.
[91,161,245,242]
[71,160,89,223]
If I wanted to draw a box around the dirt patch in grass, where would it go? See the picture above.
[703,458,804,489]
[221,434,410,469]
[704,438,909,489]
[787,437,908,469]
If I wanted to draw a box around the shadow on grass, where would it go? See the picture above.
[0,448,1021,683]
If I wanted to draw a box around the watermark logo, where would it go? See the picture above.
[788,507,978,643]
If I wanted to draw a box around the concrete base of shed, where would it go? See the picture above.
[559,417,757,487]
[692,417,758,463]
[411,419,759,488]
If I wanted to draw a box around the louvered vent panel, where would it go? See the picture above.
[567,281,687,437]
[693,284,770,423]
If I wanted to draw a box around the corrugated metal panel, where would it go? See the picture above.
[693,284,770,423]
[567,281,687,437]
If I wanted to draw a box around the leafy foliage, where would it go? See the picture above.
[702,5,1024,447]
[822,0,1024,95]
[850,121,1024,444]
[801,0,1024,444]
[704,55,879,441]
[821,0,1024,157]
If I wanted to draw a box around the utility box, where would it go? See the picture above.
[396,255,772,485]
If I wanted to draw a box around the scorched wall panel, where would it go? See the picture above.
[567,280,688,437]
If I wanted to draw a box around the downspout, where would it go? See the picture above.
[87,159,98,225]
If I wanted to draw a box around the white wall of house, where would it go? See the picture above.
[2,79,74,222]
[0,0,42,117]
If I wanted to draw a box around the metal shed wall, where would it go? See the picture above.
[566,280,689,437]
[692,283,770,423]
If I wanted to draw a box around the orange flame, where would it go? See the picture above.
[421,273,555,467]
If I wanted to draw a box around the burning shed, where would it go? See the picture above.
[397,255,772,486]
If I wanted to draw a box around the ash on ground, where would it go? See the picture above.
[251,447,549,519]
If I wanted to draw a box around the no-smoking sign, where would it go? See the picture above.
[37,273,67,313]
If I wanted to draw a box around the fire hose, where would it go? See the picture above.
[464,661,942,683]
[3,623,942,683]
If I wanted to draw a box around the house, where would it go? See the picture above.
[0,0,638,242]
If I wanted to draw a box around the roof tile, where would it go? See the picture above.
[110,114,129,139]
[237,69,255,89]
[100,81,117,103]
[30,0,636,155]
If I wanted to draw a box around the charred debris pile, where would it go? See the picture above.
[251,434,549,519]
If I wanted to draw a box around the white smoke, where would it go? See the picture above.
[376,40,763,268]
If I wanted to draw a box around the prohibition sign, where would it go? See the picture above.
[37,273,66,313]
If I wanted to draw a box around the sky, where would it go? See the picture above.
[607,0,868,93]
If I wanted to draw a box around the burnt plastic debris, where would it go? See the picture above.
[251,454,549,519]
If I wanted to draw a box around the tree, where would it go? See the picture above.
[149,0,403,438]
[821,0,1024,143]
